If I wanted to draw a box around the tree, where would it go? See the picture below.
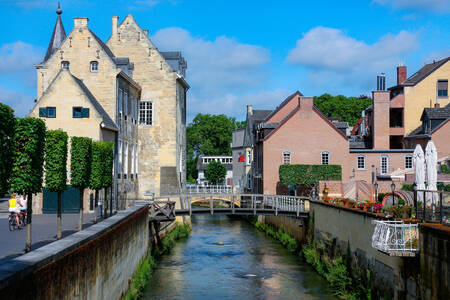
[186,113,245,181]
[70,137,92,230]
[314,94,372,126]
[10,118,46,252]
[101,142,114,217]
[205,161,227,185]
[0,103,15,195]
[45,130,68,240]
[89,141,103,222]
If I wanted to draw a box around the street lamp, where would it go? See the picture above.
[391,182,396,205]
[374,182,378,202]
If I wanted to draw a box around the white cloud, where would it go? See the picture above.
[152,27,271,118]
[286,27,419,89]
[373,0,450,13]
[424,49,450,63]
[0,87,34,117]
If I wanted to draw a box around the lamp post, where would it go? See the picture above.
[374,182,378,203]
[391,182,396,205]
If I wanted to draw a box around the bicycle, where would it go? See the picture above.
[19,210,27,229]
[8,212,21,231]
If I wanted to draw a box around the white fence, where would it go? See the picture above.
[371,220,419,256]
[186,185,232,194]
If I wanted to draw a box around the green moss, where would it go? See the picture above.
[250,218,299,254]
[122,223,191,300]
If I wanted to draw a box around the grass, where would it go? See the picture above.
[122,223,191,300]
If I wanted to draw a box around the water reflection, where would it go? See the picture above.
[144,215,335,300]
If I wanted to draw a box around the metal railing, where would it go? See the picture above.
[186,185,233,194]
[371,220,419,256]
[413,190,450,225]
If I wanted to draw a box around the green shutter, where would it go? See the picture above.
[39,107,47,117]
[81,108,90,118]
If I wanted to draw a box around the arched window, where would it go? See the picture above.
[282,151,291,165]
[321,151,329,165]
[61,61,70,70]
[90,61,98,72]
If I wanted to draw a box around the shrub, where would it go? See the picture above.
[204,160,227,185]
[0,103,15,195]
[279,164,342,187]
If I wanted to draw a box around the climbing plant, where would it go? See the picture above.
[279,164,342,187]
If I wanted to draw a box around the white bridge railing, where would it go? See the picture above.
[186,185,233,194]
[371,220,419,256]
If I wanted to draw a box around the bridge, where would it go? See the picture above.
[146,193,310,222]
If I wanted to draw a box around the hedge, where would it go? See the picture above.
[45,130,68,192]
[279,164,342,186]
[70,137,92,189]
[0,103,15,195]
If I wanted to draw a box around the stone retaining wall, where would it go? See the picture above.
[0,204,150,299]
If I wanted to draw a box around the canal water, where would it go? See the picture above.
[144,215,335,300]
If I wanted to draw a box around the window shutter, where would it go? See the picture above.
[437,80,448,90]
[39,107,47,117]
[82,108,90,118]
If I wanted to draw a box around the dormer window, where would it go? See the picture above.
[90,61,98,72]
[61,61,70,70]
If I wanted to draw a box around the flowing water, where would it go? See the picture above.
[144,215,335,300]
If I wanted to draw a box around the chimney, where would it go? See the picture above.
[300,96,314,111]
[397,64,407,85]
[372,91,390,149]
[434,103,440,108]
[247,105,253,116]
[112,16,118,35]
[143,29,149,36]
[377,73,386,91]
[74,17,89,28]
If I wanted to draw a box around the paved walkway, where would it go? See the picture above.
[0,197,99,261]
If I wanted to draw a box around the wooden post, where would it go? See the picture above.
[210,196,213,215]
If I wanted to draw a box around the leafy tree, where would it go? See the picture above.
[0,103,15,195]
[90,141,103,222]
[101,142,114,217]
[314,94,371,126]
[186,113,245,181]
[205,161,227,185]
[10,118,46,252]
[45,129,68,240]
[70,137,92,230]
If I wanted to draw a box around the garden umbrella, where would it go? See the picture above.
[413,144,425,205]
[425,141,438,207]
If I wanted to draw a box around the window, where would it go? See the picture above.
[135,145,139,176]
[124,92,128,120]
[139,101,153,125]
[72,107,89,118]
[131,144,135,179]
[118,88,123,121]
[321,151,329,165]
[437,80,448,97]
[61,61,70,70]
[381,155,389,175]
[90,61,98,72]
[124,142,128,179]
[357,155,365,170]
[282,151,291,165]
[247,150,252,165]
[405,155,413,169]
[39,107,56,118]
[118,141,122,179]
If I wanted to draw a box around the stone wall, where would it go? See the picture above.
[0,204,149,299]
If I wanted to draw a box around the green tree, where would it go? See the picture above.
[70,137,92,230]
[101,142,114,217]
[0,103,15,195]
[10,118,46,252]
[314,94,371,126]
[45,129,68,240]
[89,141,103,222]
[186,113,245,181]
[204,161,227,185]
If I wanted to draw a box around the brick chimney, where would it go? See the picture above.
[435,103,440,108]
[372,91,390,149]
[74,17,89,28]
[397,65,407,85]
[300,96,314,111]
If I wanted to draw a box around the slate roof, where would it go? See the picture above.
[402,56,450,86]
[70,74,118,131]
[421,106,450,120]
[43,9,66,62]
[263,91,303,122]
[333,122,349,129]
[243,109,272,147]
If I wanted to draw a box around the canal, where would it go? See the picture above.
[144,215,335,299]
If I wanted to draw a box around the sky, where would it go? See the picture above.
[0,0,449,121]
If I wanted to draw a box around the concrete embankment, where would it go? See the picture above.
[0,204,150,299]
[257,200,450,300]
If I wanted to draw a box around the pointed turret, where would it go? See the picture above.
[43,2,66,62]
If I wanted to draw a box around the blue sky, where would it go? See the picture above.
[0,0,449,120]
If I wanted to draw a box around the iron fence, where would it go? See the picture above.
[371,220,419,256]
[413,190,450,225]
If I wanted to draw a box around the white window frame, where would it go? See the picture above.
[124,142,128,179]
[357,155,365,170]
[380,155,389,175]
[246,150,252,166]
[282,151,291,165]
[405,155,413,170]
[90,61,98,72]
[131,144,135,175]
[139,100,153,126]
[118,88,123,120]
[135,145,139,176]
[118,141,123,178]
[321,151,329,165]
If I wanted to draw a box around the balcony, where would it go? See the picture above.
[372,220,419,257]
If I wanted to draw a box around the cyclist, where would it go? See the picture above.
[8,193,21,227]
[17,194,27,225]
